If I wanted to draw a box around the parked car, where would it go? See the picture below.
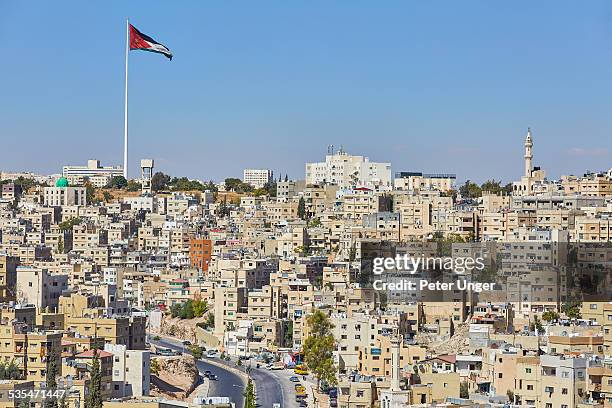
[203,370,212,378]
[208,374,218,381]
[182,340,191,346]
[329,400,337,408]
[289,376,300,382]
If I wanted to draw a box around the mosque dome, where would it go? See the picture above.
[55,177,69,188]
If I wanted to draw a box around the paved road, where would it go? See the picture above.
[152,338,245,408]
[152,336,307,408]
[250,367,286,408]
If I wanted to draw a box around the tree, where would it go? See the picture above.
[541,311,560,323]
[202,313,215,330]
[85,350,103,408]
[45,349,59,408]
[58,395,68,408]
[85,182,97,204]
[562,300,581,319]
[530,316,545,335]
[193,299,208,318]
[126,180,142,192]
[459,180,482,199]
[460,381,469,398]
[507,389,515,403]
[151,172,171,191]
[243,378,256,408]
[283,320,293,347]
[303,309,337,389]
[108,176,128,189]
[224,178,242,192]
[348,243,357,263]
[59,217,82,232]
[284,174,289,182]
[189,345,203,359]
[481,179,503,194]
[309,218,322,228]
[102,191,113,203]
[263,181,277,197]
[150,358,160,375]
[57,236,64,254]
[0,359,20,380]
[298,196,306,220]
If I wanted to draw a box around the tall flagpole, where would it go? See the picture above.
[123,18,130,179]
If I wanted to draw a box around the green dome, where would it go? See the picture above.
[55,177,69,188]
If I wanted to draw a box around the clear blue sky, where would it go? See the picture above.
[2,1,612,183]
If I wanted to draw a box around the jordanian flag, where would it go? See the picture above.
[129,24,173,60]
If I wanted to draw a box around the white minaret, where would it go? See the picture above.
[524,128,533,177]
[390,335,401,391]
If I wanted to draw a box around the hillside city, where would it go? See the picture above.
[0,130,611,408]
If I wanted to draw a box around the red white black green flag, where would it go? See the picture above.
[129,24,173,60]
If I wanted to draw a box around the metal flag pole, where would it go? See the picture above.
[123,18,130,179]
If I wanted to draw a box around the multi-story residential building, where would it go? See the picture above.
[189,236,212,272]
[15,266,68,310]
[0,255,18,302]
[306,149,392,190]
[394,172,456,192]
[104,343,150,398]
[243,169,273,188]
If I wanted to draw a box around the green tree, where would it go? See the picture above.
[58,394,68,408]
[309,218,322,228]
[507,389,515,403]
[108,176,128,189]
[170,303,183,318]
[85,182,97,204]
[562,300,581,319]
[45,349,59,408]
[151,172,171,191]
[303,309,337,389]
[459,180,482,199]
[263,181,277,197]
[224,178,242,192]
[202,313,215,330]
[283,320,293,348]
[57,236,64,254]
[102,191,113,203]
[180,300,195,319]
[480,179,503,194]
[85,350,103,408]
[243,378,256,408]
[348,243,357,263]
[126,180,142,192]
[541,311,560,323]
[150,358,160,375]
[460,381,469,398]
[298,196,306,220]
[193,300,208,318]
[0,359,20,380]
[58,217,82,232]
[189,345,203,359]
[530,316,545,335]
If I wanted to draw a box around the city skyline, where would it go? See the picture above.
[2,1,612,182]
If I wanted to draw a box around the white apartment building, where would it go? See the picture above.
[15,266,68,311]
[44,186,87,207]
[305,149,391,190]
[243,169,273,188]
[104,343,150,398]
[63,159,123,181]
